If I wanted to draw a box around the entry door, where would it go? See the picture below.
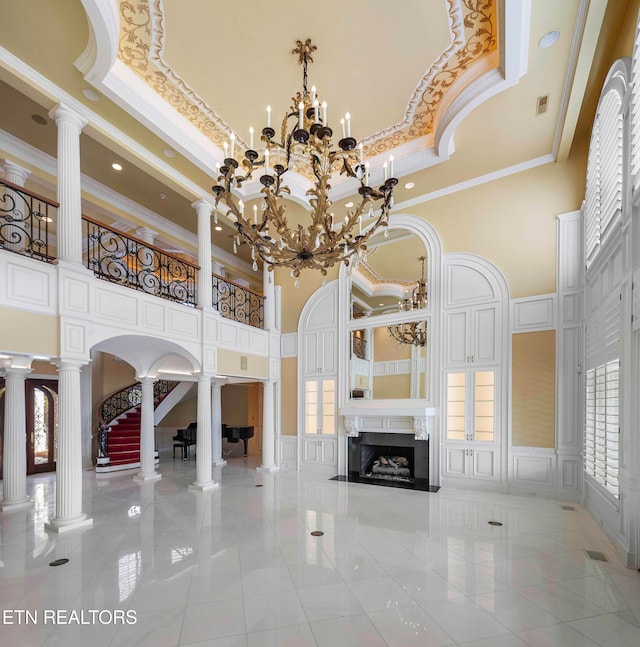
[26,379,58,474]
[301,378,337,469]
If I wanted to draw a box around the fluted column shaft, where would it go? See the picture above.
[46,360,93,532]
[49,104,87,264]
[211,380,225,466]
[194,200,214,309]
[258,380,277,472]
[190,376,218,492]
[1,367,32,510]
[135,377,160,482]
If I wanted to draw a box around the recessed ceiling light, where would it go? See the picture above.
[214,225,222,231]
[404,181,415,189]
[159,193,167,200]
[31,114,47,126]
[82,88,100,102]
[163,148,176,158]
[345,201,354,208]
[111,163,123,171]
[378,303,384,306]
[539,30,560,49]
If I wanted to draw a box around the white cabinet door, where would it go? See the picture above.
[445,310,469,366]
[443,447,467,477]
[445,305,497,368]
[473,306,497,364]
[303,329,336,376]
[471,448,497,480]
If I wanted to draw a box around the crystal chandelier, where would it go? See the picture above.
[211,39,397,278]
[387,256,428,346]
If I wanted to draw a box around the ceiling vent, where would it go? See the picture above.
[536,94,550,115]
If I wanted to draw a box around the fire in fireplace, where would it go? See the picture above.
[361,445,415,483]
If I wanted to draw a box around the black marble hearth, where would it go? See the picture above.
[346,432,439,492]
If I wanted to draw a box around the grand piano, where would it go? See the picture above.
[173,422,254,458]
[222,423,254,456]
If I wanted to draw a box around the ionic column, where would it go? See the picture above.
[134,227,158,246]
[0,366,33,511]
[0,159,32,253]
[194,200,214,309]
[189,376,218,492]
[0,159,31,186]
[263,262,276,330]
[45,360,93,533]
[211,380,226,466]
[49,104,87,265]
[211,261,225,278]
[134,377,160,483]
[257,380,278,473]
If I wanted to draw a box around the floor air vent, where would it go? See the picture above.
[585,550,609,562]
[561,505,576,511]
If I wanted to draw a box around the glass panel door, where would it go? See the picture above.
[26,379,58,474]
[446,373,466,440]
[473,371,495,442]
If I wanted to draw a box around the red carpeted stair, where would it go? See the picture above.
[106,409,142,467]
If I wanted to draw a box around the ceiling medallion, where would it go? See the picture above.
[387,256,428,347]
[211,39,397,279]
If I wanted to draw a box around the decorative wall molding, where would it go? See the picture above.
[511,293,556,333]
[279,435,297,469]
[280,333,298,358]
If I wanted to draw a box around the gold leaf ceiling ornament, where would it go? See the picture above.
[117,0,498,161]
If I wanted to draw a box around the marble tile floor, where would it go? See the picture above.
[1,455,640,646]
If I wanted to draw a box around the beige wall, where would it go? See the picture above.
[374,327,411,362]
[512,331,556,448]
[217,349,269,379]
[0,307,58,356]
[373,374,412,400]
[157,396,196,427]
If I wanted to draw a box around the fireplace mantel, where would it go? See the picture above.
[340,401,436,441]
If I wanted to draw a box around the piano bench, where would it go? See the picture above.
[173,443,187,460]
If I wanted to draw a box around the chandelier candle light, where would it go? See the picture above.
[387,256,428,347]
[211,38,397,278]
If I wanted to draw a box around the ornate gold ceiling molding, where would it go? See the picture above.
[118,0,232,148]
[356,261,415,291]
[117,0,498,157]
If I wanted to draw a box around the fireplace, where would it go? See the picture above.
[348,432,437,492]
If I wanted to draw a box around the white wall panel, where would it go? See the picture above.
[7,262,54,312]
[62,275,91,314]
[167,309,199,339]
[511,294,556,332]
[141,301,165,332]
[96,288,137,325]
[281,332,298,357]
[512,452,555,488]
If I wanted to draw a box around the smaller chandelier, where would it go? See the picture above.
[211,38,397,278]
[387,256,428,346]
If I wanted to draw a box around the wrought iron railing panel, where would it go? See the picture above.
[0,179,57,262]
[83,217,198,306]
[352,335,366,359]
[212,274,264,329]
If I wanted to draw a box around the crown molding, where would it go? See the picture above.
[391,154,555,212]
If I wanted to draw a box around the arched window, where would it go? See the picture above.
[584,62,627,267]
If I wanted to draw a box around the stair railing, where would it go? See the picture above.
[97,379,179,461]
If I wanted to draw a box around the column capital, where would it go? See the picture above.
[135,375,157,384]
[54,358,89,371]
[191,199,215,214]
[134,227,158,245]
[48,103,88,130]
[0,159,32,185]
[2,366,33,378]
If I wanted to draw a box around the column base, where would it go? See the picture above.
[133,472,162,484]
[0,496,34,512]
[212,459,227,467]
[257,464,279,474]
[188,481,220,493]
[45,513,93,534]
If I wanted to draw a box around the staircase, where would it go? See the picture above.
[96,380,178,474]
